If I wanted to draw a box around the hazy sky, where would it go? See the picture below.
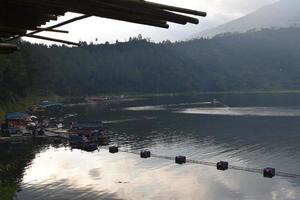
[26,0,278,45]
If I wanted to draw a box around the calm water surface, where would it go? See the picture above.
[2,93,300,200]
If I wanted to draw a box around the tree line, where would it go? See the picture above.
[1,27,300,101]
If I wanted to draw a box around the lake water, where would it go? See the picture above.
[2,93,300,200]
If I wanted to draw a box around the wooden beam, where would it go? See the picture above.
[96,0,207,17]
[6,0,170,28]
[0,26,27,35]
[5,0,202,27]
[86,0,199,24]
[35,28,69,33]
[142,1,207,17]
[0,4,62,29]
[0,43,19,54]
[22,34,80,46]
[5,15,90,42]
[0,0,207,44]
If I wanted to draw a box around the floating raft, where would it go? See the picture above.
[45,128,69,139]
[0,135,50,142]
[0,129,67,142]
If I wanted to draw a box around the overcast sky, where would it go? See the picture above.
[26,0,278,45]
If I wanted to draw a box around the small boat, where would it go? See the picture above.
[69,134,85,145]
[69,135,98,152]
[69,121,105,143]
[70,121,104,131]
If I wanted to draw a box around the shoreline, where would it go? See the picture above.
[1,89,300,122]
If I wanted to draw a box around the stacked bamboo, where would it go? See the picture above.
[0,0,206,47]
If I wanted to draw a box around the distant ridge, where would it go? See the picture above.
[193,0,300,39]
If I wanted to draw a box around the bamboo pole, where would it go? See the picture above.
[98,0,207,17]
[35,28,69,33]
[22,34,80,46]
[0,43,19,54]
[5,0,204,26]
[5,15,90,42]
[1,0,207,45]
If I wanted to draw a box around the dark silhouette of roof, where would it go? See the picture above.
[0,0,206,49]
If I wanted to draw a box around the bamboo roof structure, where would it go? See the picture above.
[0,0,206,51]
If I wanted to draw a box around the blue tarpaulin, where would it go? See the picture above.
[69,135,85,143]
[6,112,30,120]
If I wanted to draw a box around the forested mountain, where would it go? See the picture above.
[194,0,300,38]
[1,27,300,101]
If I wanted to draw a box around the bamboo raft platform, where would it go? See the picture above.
[0,134,54,142]
[45,128,69,139]
[0,129,68,142]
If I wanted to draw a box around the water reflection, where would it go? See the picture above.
[0,140,51,200]
[18,147,300,200]
[2,93,300,199]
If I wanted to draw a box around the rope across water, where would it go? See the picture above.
[99,146,300,179]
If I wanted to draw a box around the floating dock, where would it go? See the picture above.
[45,128,69,139]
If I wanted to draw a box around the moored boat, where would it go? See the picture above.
[69,121,105,143]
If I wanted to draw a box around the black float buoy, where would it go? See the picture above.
[84,143,98,152]
[140,150,151,158]
[175,156,186,164]
[109,146,119,153]
[216,161,229,171]
[263,168,275,178]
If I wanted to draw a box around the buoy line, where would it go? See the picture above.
[98,146,300,179]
